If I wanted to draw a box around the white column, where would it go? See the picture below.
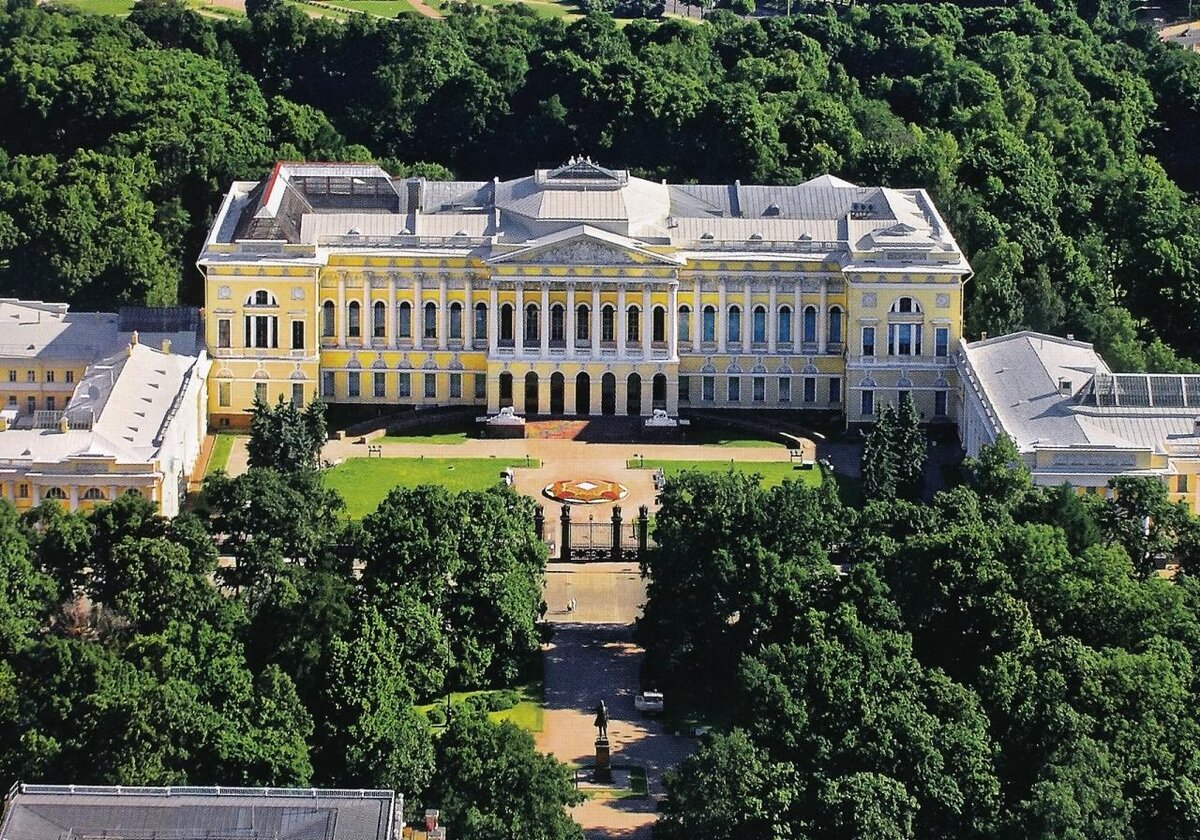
[31,484,39,505]
[515,281,525,359]
[107,484,116,501]
[412,274,423,350]
[642,284,652,357]
[69,485,78,512]
[794,283,803,350]
[592,284,601,355]
[566,283,576,358]
[692,279,701,349]
[717,278,727,353]
[617,284,627,358]
[743,282,752,346]
[464,276,474,347]
[438,276,448,351]
[388,276,397,349]
[818,279,828,351]
[488,282,499,355]
[768,281,777,354]
[540,282,550,356]
[337,274,347,345]
[668,283,679,360]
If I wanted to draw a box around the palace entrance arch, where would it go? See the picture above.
[627,373,642,416]
[524,371,539,415]
[575,372,590,416]
[601,373,617,415]
[550,372,565,415]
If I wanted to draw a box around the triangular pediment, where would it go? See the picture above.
[486,225,683,266]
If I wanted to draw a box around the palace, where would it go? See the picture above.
[198,159,971,426]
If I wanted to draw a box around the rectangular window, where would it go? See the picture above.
[898,389,910,407]
[292,320,305,350]
[374,371,386,398]
[219,319,231,349]
[399,372,411,398]
[475,373,487,400]
[424,305,437,340]
[702,308,715,343]
[862,326,875,357]
[935,390,947,417]
[728,377,741,403]
[65,371,74,384]
[424,373,436,399]
[861,389,874,416]
[779,377,791,403]
[7,370,15,383]
[450,373,462,399]
[803,377,816,403]
[45,396,54,411]
[348,371,360,398]
[399,305,412,338]
[830,378,842,404]
[45,370,54,383]
[292,382,304,406]
[26,396,34,414]
[450,306,462,340]
[219,381,231,407]
[577,306,590,342]
[1178,474,1188,493]
[26,371,34,383]
[935,327,949,358]
[18,484,27,499]
[255,382,267,403]
[753,376,765,402]
[679,375,691,403]
[476,305,488,342]
[702,376,715,402]
[322,371,335,398]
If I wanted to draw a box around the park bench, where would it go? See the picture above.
[367,444,383,458]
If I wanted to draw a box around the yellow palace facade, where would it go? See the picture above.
[199,160,970,427]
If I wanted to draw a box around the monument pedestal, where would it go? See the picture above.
[593,737,612,783]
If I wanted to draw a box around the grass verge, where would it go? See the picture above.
[206,434,236,476]
[416,681,544,732]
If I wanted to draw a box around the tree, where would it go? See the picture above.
[1098,475,1200,576]
[247,395,328,472]
[426,710,583,840]
[317,605,435,796]
[861,394,926,502]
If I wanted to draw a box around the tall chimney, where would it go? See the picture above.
[161,338,172,354]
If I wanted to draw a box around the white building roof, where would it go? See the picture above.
[959,331,1200,457]
[0,300,122,361]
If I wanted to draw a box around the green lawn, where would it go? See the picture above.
[205,434,236,476]
[416,683,544,732]
[323,0,421,16]
[51,0,247,14]
[323,456,539,517]
[379,430,470,445]
[447,0,580,19]
[627,458,822,488]
[683,425,784,448]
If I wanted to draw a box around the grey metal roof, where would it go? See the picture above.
[0,786,396,840]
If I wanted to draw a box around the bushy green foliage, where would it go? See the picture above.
[647,444,1200,839]
[247,395,328,473]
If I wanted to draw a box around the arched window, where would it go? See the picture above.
[678,305,691,343]
[125,488,143,497]
[449,302,463,340]
[653,306,666,343]
[576,304,590,342]
[702,305,716,343]
[525,303,539,344]
[728,305,741,343]
[550,304,564,343]
[803,306,817,343]
[322,301,335,337]
[373,301,386,338]
[500,303,514,342]
[752,305,766,343]
[82,488,104,501]
[829,306,843,344]
[44,487,67,500]
[778,306,792,343]
[890,296,921,314]
[423,302,437,339]
[475,302,488,341]
[602,305,616,343]
[347,301,361,338]
[627,305,640,343]
[398,302,412,338]
[247,290,276,307]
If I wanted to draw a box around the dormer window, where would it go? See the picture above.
[764,203,780,217]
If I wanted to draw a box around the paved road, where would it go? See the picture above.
[538,623,693,840]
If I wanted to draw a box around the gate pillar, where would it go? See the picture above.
[610,505,623,562]
[560,504,572,562]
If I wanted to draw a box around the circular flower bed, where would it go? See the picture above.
[543,478,629,504]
